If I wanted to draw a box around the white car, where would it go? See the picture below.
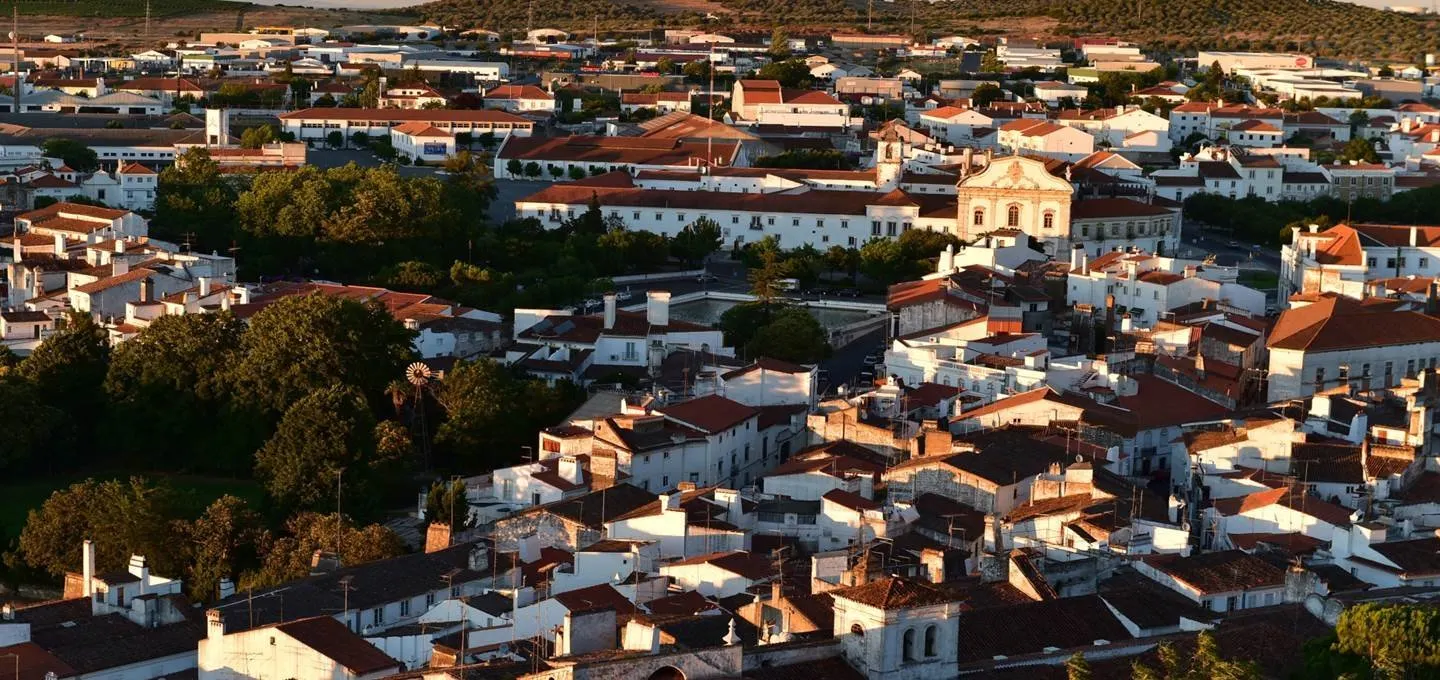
[615,290,634,302]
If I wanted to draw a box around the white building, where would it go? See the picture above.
[731,79,851,128]
[830,576,964,680]
[996,119,1096,161]
[1266,293,1440,401]
[389,122,455,163]
[276,108,533,144]
[1280,222,1440,300]
[1067,249,1265,328]
[1135,550,1287,612]
[198,616,403,680]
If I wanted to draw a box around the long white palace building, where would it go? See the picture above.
[511,129,1180,257]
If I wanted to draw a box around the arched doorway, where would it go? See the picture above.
[648,666,686,680]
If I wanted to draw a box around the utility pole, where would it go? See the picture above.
[145,0,151,45]
[867,0,874,31]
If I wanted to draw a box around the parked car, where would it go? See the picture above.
[615,290,633,301]
[697,273,719,283]
[834,288,861,298]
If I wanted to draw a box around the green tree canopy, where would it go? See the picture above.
[226,293,416,417]
[18,477,180,578]
[239,512,404,590]
[756,59,812,88]
[239,124,277,149]
[42,138,99,173]
[104,312,249,473]
[745,305,831,363]
[254,385,400,517]
[172,495,266,601]
[672,217,723,265]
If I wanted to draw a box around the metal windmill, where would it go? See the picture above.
[406,361,439,468]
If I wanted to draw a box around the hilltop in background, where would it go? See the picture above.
[5,0,1439,61]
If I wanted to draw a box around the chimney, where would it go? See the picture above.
[198,276,211,297]
[220,292,231,311]
[646,290,671,327]
[115,239,125,254]
[217,577,235,600]
[1402,117,1414,133]
[517,533,540,563]
[1195,353,1207,380]
[425,522,453,553]
[127,554,148,596]
[557,455,582,484]
[1411,227,1419,247]
[113,258,129,276]
[82,539,96,597]
[53,233,65,257]
[603,292,617,330]
[237,287,251,305]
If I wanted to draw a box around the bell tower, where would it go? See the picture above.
[875,125,904,190]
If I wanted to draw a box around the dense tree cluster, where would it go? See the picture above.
[2,291,581,598]
[1184,185,1440,246]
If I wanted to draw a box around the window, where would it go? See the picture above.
[972,208,984,226]
[371,607,384,626]
[732,215,739,224]
[792,218,800,226]
[662,475,670,486]
[1042,211,1054,230]
[903,628,917,662]
[426,592,435,607]
[1315,366,1325,386]
[400,599,411,617]
[1007,204,1020,227]
[924,625,937,657]
[850,623,864,637]
[871,220,881,236]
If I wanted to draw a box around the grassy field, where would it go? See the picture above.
[0,472,264,545]
[1238,270,1280,290]
[13,0,241,17]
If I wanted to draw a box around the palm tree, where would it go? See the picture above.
[385,379,409,418]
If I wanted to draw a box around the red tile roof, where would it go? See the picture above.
[499,135,738,167]
[1269,293,1440,352]
[277,107,532,124]
[1144,550,1285,594]
[277,617,401,675]
[657,394,759,434]
[822,488,881,512]
[831,576,961,609]
[665,550,776,580]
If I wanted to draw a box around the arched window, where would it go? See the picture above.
[972,208,984,226]
[903,628,916,662]
[924,625,938,657]
[851,622,865,637]
[1042,211,1055,230]
[1007,204,1021,227]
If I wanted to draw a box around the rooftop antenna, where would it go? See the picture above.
[11,1,19,117]
[706,40,715,170]
[335,470,343,566]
